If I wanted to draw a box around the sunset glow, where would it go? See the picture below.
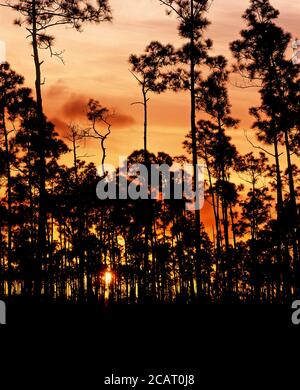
[0,0,299,314]
[1,0,298,377]
[0,0,298,165]
[105,271,113,286]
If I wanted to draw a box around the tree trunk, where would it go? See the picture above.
[32,0,47,297]
[190,0,202,300]
[283,128,299,294]
[2,108,12,298]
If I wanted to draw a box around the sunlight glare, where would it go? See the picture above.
[105,271,112,285]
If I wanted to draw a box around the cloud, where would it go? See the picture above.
[46,80,69,99]
[61,93,88,120]
[51,117,69,137]
[61,93,136,129]
[109,112,136,129]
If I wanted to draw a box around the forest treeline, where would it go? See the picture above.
[0,0,299,304]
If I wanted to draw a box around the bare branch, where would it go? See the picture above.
[244,129,283,158]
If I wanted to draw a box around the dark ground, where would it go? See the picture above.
[0,301,298,387]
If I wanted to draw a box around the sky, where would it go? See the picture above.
[0,0,299,229]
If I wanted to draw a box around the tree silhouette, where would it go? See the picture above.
[231,0,300,296]
[0,63,26,296]
[129,41,175,159]
[159,0,213,299]
[0,0,298,305]
[85,99,111,178]
[0,0,112,295]
[129,42,176,301]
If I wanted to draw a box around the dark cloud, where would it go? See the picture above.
[61,94,87,120]
[60,93,136,129]
[108,113,136,129]
[51,117,69,137]
[46,80,69,99]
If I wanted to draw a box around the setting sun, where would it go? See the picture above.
[104,271,113,285]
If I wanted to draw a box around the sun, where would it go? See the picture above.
[104,271,113,285]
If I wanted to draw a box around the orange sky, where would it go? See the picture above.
[0,0,299,163]
[0,0,299,231]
